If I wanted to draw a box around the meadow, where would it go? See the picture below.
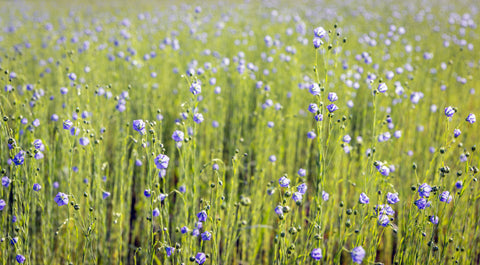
[0,0,479,264]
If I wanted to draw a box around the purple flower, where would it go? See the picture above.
[343,135,352,143]
[429,215,439,225]
[292,192,303,202]
[33,183,41,191]
[195,252,206,264]
[201,231,212,241]
[314,27,326,38]
[79,137,90,146]
[192,229,200,237]
[274,205,283,215]
[359,192,369,204]
[2,176,11,188]
[63,120,73,130]
[439,191,452,203]
[68,72,77,81]
[455,181,463,189]
[102,191,111,199]
[378,214,390,226]
[144,189,151,197]
[466,113,476,124]
[351,246,366,264]
[444,106,455,117]
[54,192,69,206]
[269,155,276,163]
[165,246,174,257]
[172,130,184,142]
[279,176,290,188]
[181,226,188,234]
[386,192,400,204]
[328,92,338,102]
[378,83,388,93]
[193,113,204,124]
[310,248,323,260]
[154,154,170,170]
[197,210,207,222]
[313,38,323,49]
[0,199,6,211]
[322,191,329,201]
[190,82,202,95]
[454,129,461,138]
[308,103,318,113]
[32,119,40,127]
[414,198,430,210]
[418,183,431,198]
[135,159,143,166]
[212,163,219,171]
[307,131,317,139]
[153,208,160,217]
[132,120,146,135]
[309,83,320,96]
[297,183,307,194]
[298,168,306,177]
[327,104,339,113]
[315,114,323,121]
[376,204,395,216]
[16,255,26,264]
[13,151,25,166]
[33,139,45,151]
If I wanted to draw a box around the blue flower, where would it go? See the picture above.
[190,82,202,95]
[165,246,175,257]
[309,83,320,96]
[154,154,170,170]
[79,137,90,146]
[314,27,326,38]
[310,248,323,260]
[418,183,431,198]
[351,246,366,264]
[274,205,283,216]
[153,208,160,217]
[386,192,400,204]
[16,254,26,264]
[444,106,455,117]
[308,103,318,113]
[328,92,338,102]
[327,104,338,113]
[377,83,388,93]
[0,199,6,211]
[466,113,476,124]
[54,192,68,206]
[181,226,188,234]
[439,191,452,203]
[144,189,151,197]
[2,176,11,188]
[414,198,430,210]
[298,168,306,177]
[359,193,369,204]
[429,215,439,225]
[172,130,184,142]
[132,120,146,135]
[278,176,290,188]
[322,191,329,201]
[195,252,206,264]
[454,129,461,138]
[193,113,204,124]
[33,183,41,191]
[315,114,323,121]
[63,120,73,130]
[297,183,307,194]
[13,151,25,166]
[313,38,323,49]
[201,231,212,241]
[102,191,111,199]
[378,214,390,227]
[197,210,207,222]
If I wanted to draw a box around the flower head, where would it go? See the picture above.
[351,246,366,264]
[133,120,146,135]
[378,83,388,93]
[172,130,184,142]
[201,231,212,241]
[54,192,69,206]
[359,192,369,204]
[33,183,41,191]
[418,183,431,198]
[197,210,207,222]
[429,215,439,225]
[13,151,25,166]
[414,198,431,210]
[386,192,400,204]
[278,176,290,188]
[190,82,202,95]
[63,120,73,130]
[310,248,323,260]
[328,92,338,102]
[154,154,170,170]
[0,199,6,211]
[16,255,26,264]
[444,106,455,117]
[378,214,390,226]
[466,113,476,124]
[314,27,326,38]
[297,183,307,194]
[439,191,452,203]
[195,252,206,264]
[327,104,338,113]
